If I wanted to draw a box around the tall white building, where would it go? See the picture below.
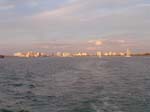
[96,51,102,57]
[62,52,72,57]
[126,48,131,57]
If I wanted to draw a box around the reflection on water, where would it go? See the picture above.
[0,57,150,112]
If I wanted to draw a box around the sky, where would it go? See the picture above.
[0,0,150,54]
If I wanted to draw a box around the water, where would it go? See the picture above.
[0,57,150,112]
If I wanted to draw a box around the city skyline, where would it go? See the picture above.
[12,49,150,57]
[0,0,150,54]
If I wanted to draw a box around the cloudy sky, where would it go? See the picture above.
[0,0,150,54]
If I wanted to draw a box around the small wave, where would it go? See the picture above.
[0,109,30,112]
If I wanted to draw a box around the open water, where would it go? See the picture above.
[0,57,150,112]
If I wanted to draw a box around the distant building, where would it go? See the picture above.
[14,52,26,57]
[73,52,88,57]
[108,52,113,56]
[126,48,131,57]
[56,52,62,57]
[81,52,88,56]
[104,52,109,56]
[112,52,117,56]
[96,51,102,57]
[14,51,48,58]
[73,52,82,56]
[62,52,72,57]
[119,52,125,56]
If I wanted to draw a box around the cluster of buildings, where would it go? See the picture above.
[14,50,130,58]
[14,51,48,58]
[98,52,126,56]
[55,52,88,57]
[55,52,127,57]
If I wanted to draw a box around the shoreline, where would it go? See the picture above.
[1,55,150,59]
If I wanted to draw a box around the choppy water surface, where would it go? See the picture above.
[0,57,150,112]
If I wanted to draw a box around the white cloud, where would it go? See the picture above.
[88,40,103,46]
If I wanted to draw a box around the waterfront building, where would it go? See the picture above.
[56,52,62,57]
[104,52,109,56]
[81,52,88,56]
[126,48,131,57]
[96,51,102,57]
[119,52,125,56]
[108,52,113,56]
[14,51,48,58]
[62,52,72,57]
[73,52,81,56]
[14,52,26,57]
[73,52,88,57]
[112,52,117,56]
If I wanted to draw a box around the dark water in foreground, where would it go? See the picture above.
[0,57,150,112]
